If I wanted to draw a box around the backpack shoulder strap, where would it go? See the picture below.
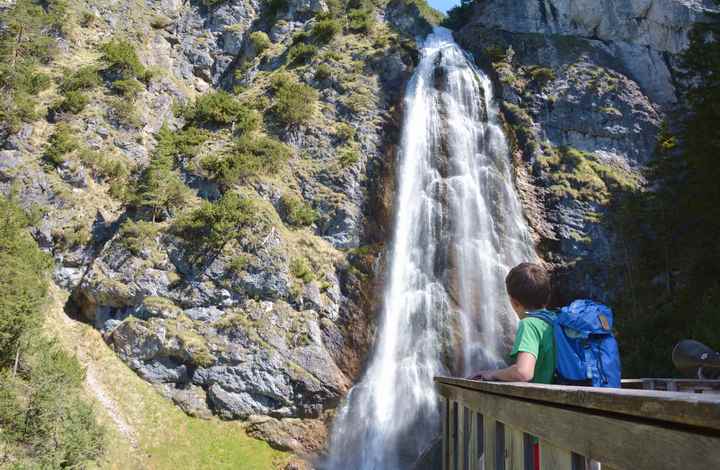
[526,310,556,325]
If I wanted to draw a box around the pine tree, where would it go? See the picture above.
[134,125,191,221]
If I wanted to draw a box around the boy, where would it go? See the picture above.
[471,262,555,384]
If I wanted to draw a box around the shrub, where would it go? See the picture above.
[0,197,53,366]
[280,194,317,227]
[201,134,291,183]
[9,69,52,95]
[292,30,312,44]
[109,97,142,128]
[335,122,355,141]
[272,75,318,126]
[119,219,160,256]
[60,66,101,93]
[44,123,80,166]
[347,8,374,33]
[250,31,271,55]
[528,66,556,86]
[0,338,105,467]
[312,19,341,44]
[132,126,191,221]
[112,78,145,100]
[77,148,129,180]
[174,126,211,158]
[187,91,260,131]
[54,90,89,114]
[290,257,314,283]
[229,254,248,273]
[339,146,360,167]
[100,39,149,81]
[287,42,318,66]
[315,63,332,81]
[0,0,65,132]
[173,191,257,250]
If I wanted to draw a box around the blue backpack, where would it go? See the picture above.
[528,300,621,388]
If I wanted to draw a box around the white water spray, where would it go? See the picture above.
[326,27,536,469]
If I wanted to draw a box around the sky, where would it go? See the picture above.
[427,0,461,13]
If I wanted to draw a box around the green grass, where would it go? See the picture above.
[44,288,289,470]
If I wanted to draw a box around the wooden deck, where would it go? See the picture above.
[435,377,720,470]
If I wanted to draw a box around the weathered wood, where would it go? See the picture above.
[437,383,720,470]
[436,377,720,431]
[505,426,525,470]
[540,440,572,470]
[622,378,720,394]
[468,409,478,470]
[484,416,496,470]
[476,413,485,470]
[463,406,472,470]
[442,397,449,470]
[458,403,465,470]
[449,400,457,470]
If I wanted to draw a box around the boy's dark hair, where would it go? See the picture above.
[505,262,551,310]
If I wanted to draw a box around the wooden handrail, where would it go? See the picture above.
[436,376,720,431]
[435,377,720,470]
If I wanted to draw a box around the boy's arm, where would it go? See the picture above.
[477,352,536,382]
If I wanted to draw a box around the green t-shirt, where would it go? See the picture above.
[510,310,556,384]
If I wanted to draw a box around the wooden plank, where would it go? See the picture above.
[468,409,477,470]
[435,376,720,431]
[462,402,467,470]
[463,406,472,470]
[505,426,525,470]
[476,413,485,470]
[484,416,496,470]
[442,397,449,470]
[540,440,572,470]
[450,400,458,470]
[437,383,720,470]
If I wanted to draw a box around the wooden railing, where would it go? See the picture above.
[435,377,720,470]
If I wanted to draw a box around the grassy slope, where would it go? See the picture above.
[44,286,289,470]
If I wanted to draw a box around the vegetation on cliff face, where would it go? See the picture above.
[611,2,720,376]
[0,0,433,463]
[0,197,105,468]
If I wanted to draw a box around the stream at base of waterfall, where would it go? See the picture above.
[324,27,537,470]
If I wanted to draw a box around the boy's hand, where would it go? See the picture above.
[468,370,495,381]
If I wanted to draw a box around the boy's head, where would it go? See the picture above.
[505,262,551,316]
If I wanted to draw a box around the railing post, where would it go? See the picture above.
[458,403,465,470]
[476,413,485,469]
[505,426,525,470]
[483,416,496,470]
[442,397,449,470]
[450,400,458,470]
[539,440,572,470]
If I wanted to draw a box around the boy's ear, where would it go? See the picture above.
[509,297,524,314]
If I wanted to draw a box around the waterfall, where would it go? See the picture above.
[325,27,537,469]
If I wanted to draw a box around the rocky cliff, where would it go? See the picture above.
[0,0,434,461]
[455,0,718,302]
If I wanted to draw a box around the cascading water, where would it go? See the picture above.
[325,27,537,469]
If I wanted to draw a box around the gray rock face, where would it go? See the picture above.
[0,0,412,457]
[472,0,713,54]
[455,1,701,301]
[466,0,718,105]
